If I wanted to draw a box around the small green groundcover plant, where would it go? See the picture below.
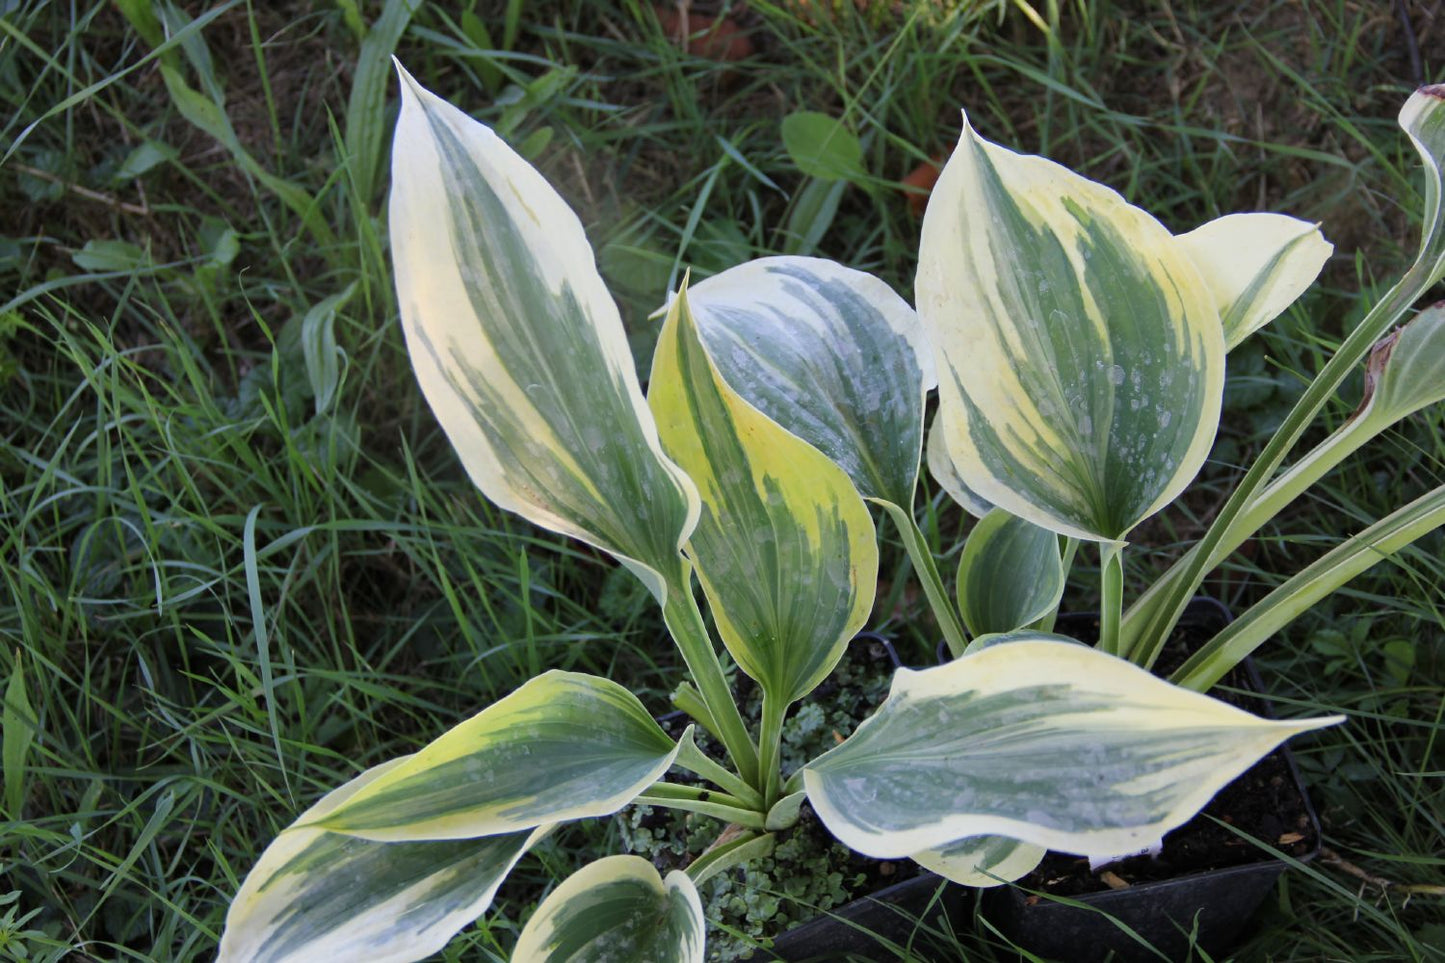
[216,63,1445,961]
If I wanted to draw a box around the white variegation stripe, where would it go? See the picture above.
[916,113,1224,544]
[389,63,698,601]
[804,636,1342,859]
[513,855,705,963]
[910,834,1045,888]
[312,671,681,841]
[220,758,547,963]
[956,509,1063,637]
[1174,213,1331,350]
[1400,85,1445,283]
[686,255,932,510]
[925,408,992,518]
[649,286,878,704]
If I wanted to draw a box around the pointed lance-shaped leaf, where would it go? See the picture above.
[1400,85,1445,285]
[916,111,1225,544]
[803,636,1342,859]
[956,508,1064,637]
[1174,213,1331,350]
[909,834,1045,888]
[388,63,698,602]
[513,855,706,963]
[685,255,934,512]
[219,757,547,963]
[310,671,683,842]
[649,285,879,705]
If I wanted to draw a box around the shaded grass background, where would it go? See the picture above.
[1,0,1442,959]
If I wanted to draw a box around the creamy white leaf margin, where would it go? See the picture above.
[910,834,1045,888]
[1174,213,1331,350]
[804,636,1342,858]
[916,111,1225,544]
[925,408,993,518]
[220,757,547,963]
[389,62,698,601]
[513,855,705,963]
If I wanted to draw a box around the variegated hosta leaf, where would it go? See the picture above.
[956,508,1064,637]
[310,671,682,841]
[685,255,934,511]
[1400,85,1445,285]
[1361,303,1445,424]
[389,63,697,602]
[925,408,992,518]
[649,285,879,705]
[916,112,1225,544]
[909,834,1045,888]
[513,855,705,963]
[1174,213,1331,350]
[803,636,1342,859]
[219,757,547,963]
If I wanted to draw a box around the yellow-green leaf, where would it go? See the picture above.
[1174,213,1331,350]
[513,855,705,963]
[916,112,1224,544]
[312,671,682,841]
[804,635,1341,859]
[649,284,878,705]
[220,757,546,963]
[389,63,698,602]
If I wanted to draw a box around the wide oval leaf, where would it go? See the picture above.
[686,255,933,511]
[311,671,682,841]
[781,111,865,183]
[803,636,1341,858]
[1174,213,1331,350]
[513,855,705,963]
[909,834,1045,888]
[916,113,1224,544]
[219,757,546,963]
[956,508,1064,637]
[389,63,698,601]
[650,285,879,704]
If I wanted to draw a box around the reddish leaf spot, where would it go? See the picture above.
[900,151,948,217]
[656,6,753,63]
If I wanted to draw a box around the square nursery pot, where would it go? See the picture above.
[764,600,1322,962]
[764,870,960,961]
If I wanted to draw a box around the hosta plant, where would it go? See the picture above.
[217,67,1445,962]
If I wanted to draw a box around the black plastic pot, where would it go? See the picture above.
[764,870,960,961]
[760,600,1322,962]
[979,599,1324,962]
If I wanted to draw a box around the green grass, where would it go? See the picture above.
[2,0,1442,960]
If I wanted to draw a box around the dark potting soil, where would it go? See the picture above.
[1019,612,1319,897]
[643,635,921,956]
